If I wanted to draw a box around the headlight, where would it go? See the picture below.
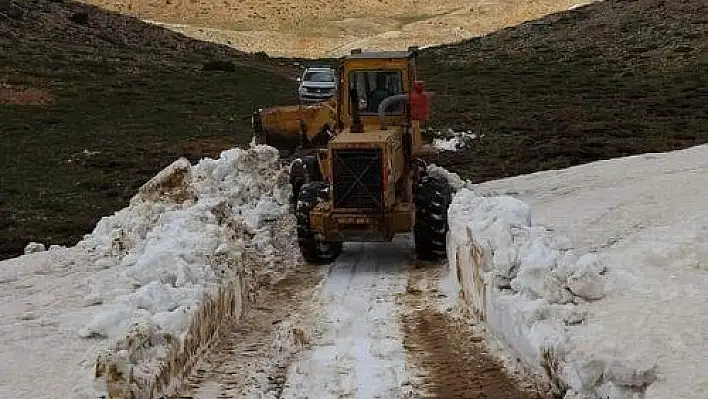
[299,87,308,94]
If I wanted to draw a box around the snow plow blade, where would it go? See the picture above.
[252,99,337,155]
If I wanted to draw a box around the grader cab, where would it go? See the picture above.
[290,47,453,263]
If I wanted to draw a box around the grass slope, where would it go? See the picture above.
[419,0,707,181]
[0,0,297,259]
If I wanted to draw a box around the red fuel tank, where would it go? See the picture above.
[410,80,430,121]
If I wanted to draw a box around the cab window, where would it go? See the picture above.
[348,70,404,115]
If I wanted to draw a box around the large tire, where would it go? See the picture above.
[414,174,452,261]
[289,155,322,209]
[296,181,342,264]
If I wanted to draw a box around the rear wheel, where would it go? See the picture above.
[414,174,452,261]
[296,181,342,264]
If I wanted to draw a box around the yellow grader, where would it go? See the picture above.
[254,48,452,263]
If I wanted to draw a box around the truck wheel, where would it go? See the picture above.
[414,175,452,261]
[296,181,342,264]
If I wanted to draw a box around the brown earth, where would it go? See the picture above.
[0,84,54,105]
[167,265,324,398]
[402,266,551,399]
[79,0,583,57]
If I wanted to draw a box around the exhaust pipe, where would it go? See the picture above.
[377,94,409,129]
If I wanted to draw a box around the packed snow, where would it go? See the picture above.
[444,144,708,399]
[279,239,413,399]
[0,144,298,399]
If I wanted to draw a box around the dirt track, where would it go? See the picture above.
[402,266,549,399]
[168,236,546,399]
[169,267,322,399]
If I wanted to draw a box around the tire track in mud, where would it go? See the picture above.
[167,267,323,399]
[401,265,551,399]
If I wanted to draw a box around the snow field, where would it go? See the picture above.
[0,144,299,399]
[472,144,708,399]
[430,165,658,399]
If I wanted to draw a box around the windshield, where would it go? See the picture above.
[304,70,335,83]
[348,70,404,115]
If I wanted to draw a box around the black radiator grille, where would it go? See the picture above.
[332,148,383,210]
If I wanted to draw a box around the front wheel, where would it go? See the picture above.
[295,181,342,264]
[289,155,321,210]
[413,174,452,261]
[251,112,266,145]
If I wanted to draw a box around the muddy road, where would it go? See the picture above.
[170,235,547,398]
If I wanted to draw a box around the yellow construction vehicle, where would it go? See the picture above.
[291,47,453,263]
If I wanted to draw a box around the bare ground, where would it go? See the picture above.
[402,265,550,399]
[168,266,324,399]
[79,0,584,57]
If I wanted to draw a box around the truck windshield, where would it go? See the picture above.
[304,70,335,82]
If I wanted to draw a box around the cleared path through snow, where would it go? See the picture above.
[169,234,548,398]
[279,237,413,398]
[166,266,323,399]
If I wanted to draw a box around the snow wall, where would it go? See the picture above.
[77,145,298,398]
[429,166,657,399]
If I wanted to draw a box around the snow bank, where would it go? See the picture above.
[472,144,708,399]
[60,144,299,398]
[437,165,657,399]
[23,241,46,254]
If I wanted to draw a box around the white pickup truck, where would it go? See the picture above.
[297,66,337,104]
